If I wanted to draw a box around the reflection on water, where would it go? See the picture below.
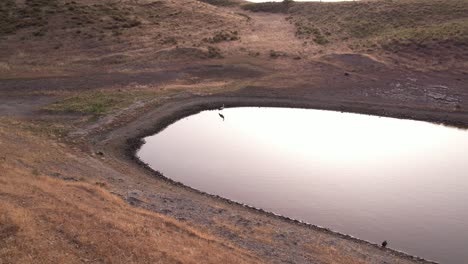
[138,107,468,264]
[247,0,358,2]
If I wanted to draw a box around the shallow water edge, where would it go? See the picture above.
[122,95,458,264]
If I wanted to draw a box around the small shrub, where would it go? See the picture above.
[207,46,223,58]
[95,182,107,187]
[204,30,239,43]
[160,36,178,45]
[295,25,329,45]
[269,50,287,58]
[248,51,260,57]
[32,29,46,37]
[122,20,141,28]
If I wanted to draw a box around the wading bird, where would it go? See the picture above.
[219,104,225,110]
[218,113,225,121]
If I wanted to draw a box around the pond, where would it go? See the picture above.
[247,0,358,2]
[138,107,468,264]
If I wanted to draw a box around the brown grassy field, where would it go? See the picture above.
[1,0,467,78]
[0,121,262,264]
[244,0,468,71]
[0,0,244,78]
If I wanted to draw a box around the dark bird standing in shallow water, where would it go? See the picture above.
[219,113,224,121]
[381,240,388,248]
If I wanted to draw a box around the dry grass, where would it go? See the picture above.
[285,0,468,70]
[0,121,262,264]
[289,0,468,47]
[0,0,245,77]
[44,90,157,115]
[1,0,466,76]
[303,243,368,264]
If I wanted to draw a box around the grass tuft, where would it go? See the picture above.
[44,91,153,115]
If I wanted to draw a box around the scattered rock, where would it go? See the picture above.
[127,196,144,205]
[128,189,143,197]
[162,197,174,203]
[124,189,144,204]
[426,92,458,103]
[160,209,172,214]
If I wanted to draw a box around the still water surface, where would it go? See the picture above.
[248,0,357,2]
[138,107,468,264]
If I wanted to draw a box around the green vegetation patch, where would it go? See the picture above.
[44,91,153,115]
[378,19,468,50]
[295,24,329,45]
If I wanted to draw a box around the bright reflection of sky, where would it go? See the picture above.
[138,107,468,264]
[247,0,358,2]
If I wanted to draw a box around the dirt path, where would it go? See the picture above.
[243,12,308,52]
[215,10,320,60]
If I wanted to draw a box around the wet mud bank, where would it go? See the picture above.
[108,95,457,264]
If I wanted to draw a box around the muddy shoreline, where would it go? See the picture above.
[107,94,456,264]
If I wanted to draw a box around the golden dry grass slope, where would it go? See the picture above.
[0,120,262,264]
[1,0,466,77]
[244,0,468,71]
[0,0,244,77]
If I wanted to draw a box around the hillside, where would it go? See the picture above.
[1,0,467,78]
[242,0,468,71]
[0,122,262,264]
[288,0,468,71]
[0,0,244,77]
